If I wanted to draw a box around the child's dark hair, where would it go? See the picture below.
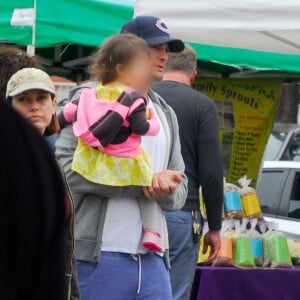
[90,34,149,84]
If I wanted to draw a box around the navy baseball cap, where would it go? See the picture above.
[121,16,185,53]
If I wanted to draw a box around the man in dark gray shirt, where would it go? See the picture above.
[153,45,223,300]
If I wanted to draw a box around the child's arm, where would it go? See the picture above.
[58,100,78,129]
[128,101,160,136]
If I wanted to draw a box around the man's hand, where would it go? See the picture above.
[143,170,182,200]
[202,230,221,263]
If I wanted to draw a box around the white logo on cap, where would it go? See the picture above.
[156,20,170,34]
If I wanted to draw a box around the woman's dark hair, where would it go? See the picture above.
[0,47,41,101]
[45,115,60,136]
[90,34,149,84]
[44,95,60,136]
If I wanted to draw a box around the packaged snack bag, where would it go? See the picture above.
[263,233,271,267]
[262,222,277,268]
[238,175,262,219]
[224,181,244,219]
[258,219,268,234]
[197,222,210,264]
[233,219,255,268]
[270,232,292,268]
[234,236,255,268]
[248,219,263,267]
[213,220,235,267]
[199,191,207,220]
[287,240,300,265]
[198,236,210,264]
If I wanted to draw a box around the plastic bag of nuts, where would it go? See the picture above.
[238,176,262,219]
[233,219,255,268]
[258,220,272,267]
[269,232,293,268]
[224,181,244,219]
[248,219,263,267]
[213,220,235,267]
[234,235,255,268]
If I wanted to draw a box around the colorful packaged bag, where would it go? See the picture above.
[197,222,210,264]
[287,240,300,265]
[238,176,262,219]
[248,219,263,267]
[213,220,235,267]
[234,236,255,268]
[258,219,268,234]
[262,222,278,267]
[269,232,292,268]
[233,219,255,268]
[224,181,244,219]
[198,236,210,264]
[258,220,272,267]
[263,232,272,267]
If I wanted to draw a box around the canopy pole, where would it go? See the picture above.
[27,0,37,57]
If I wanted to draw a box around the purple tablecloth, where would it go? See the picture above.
[190,266,300,300]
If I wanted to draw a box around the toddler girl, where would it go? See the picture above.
[59,34,162,251]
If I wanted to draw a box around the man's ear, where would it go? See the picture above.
[190,70,198,85]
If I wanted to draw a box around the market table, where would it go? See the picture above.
[190,265,300,300]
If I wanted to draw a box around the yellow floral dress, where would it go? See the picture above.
[71,84,153,187]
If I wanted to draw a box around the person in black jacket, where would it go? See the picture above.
[5,67,80,300]
[0,99,66,300]
[1,47,80,299]
[152,45,223,300]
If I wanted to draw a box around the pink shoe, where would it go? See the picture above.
[142,230,162,252]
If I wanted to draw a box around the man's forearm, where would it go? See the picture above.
[202,175,223,230]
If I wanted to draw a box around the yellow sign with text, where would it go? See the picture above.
[194,78,280,186]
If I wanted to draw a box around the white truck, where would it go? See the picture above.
[257,161,300,240]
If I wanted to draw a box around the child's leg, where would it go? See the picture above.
[139,198,162,252]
